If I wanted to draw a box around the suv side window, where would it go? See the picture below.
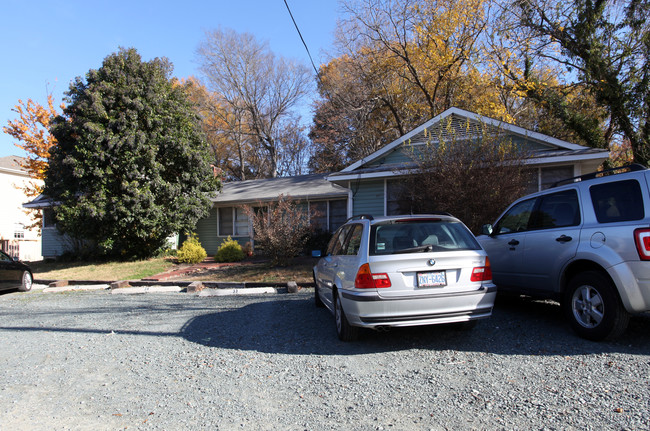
[494,198,536,234]
[529,189,580,230]
[590,179,645,223]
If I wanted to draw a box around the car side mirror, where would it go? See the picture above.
[481,224,494,236]
[311,250,322,258]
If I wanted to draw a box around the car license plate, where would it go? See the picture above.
[417,271,446,287]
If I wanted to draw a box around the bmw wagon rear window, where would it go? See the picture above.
[370,219,481,255]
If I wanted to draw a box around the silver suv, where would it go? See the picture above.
[478,164,650,341]
[313,214,496,341]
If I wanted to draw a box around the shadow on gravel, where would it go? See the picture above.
[180,294,650,357]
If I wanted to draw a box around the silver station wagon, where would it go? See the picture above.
[313,214,497,341]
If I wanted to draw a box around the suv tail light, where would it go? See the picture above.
[470,257,493,282]
[634,228,650,261]
[354,263,391,289]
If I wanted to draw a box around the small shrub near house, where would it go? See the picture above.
[215,236,245,263]
[177,233,207,264]
[243,195,311,266]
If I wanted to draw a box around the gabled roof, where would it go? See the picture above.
[213,173,348,205]
[337,107,607,177]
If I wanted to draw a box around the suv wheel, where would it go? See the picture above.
[334,291,359,342]
[563,271,630,341]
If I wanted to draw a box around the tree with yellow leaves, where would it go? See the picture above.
[3,94,61,231]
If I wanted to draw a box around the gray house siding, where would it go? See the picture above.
[194,207,220,255]
[352,180,385,217]
[41,228,74,259]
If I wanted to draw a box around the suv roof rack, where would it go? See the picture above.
[346,214,374,222]
[552,164,647,188]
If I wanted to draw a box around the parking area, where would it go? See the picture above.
[1,289,649,430]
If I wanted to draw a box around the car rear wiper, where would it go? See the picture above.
[394,244,434,254]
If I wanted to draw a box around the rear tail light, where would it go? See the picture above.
[470,257,493,282]
[634,228,650,261]
[355,263,391,289]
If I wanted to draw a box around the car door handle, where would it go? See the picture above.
[556,235,573,243]
[508,239,520,246]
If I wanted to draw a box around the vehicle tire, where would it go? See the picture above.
[313,273,325,308]
[19,271,33,292]
[334,291,359,342]
[563,271,630,341]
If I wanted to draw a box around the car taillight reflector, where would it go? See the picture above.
[470,257,493,282]
[354,263,391,289]
[634,228,650,261]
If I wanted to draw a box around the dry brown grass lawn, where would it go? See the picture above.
[172,256,314,283]
[30,258,177,281]
[29,256,314,283]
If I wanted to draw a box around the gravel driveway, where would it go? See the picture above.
[1,288,649,430]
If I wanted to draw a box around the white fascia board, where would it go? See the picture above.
[435,107,585,151]
[329,151,609,182]
[524,151,610,166]
[328,169,415,182]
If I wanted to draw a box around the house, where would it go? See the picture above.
[326,107,609,218]
[195,173,349,255]
[23,107,611,259]
[0,156,42,261]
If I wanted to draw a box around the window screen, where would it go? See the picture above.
[329,200,347,232]
[218,207,233,236]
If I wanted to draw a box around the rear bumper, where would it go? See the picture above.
[340,285,497,328]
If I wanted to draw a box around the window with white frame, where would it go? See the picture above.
[234,208,249,236]
[218,207,250,236]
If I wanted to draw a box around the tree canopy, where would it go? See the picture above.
[45,48,219,259]
[3,94,61,231]
[309,0,648,171]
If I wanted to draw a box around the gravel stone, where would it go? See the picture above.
[0,289,649,430]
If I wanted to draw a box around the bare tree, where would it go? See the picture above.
[398,119,529,233]
[197,28,313,177]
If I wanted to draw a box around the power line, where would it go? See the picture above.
[283,0,320,77]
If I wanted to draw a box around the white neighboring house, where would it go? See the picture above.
[0,156,42,261]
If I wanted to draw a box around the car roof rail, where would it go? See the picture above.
[346,214,374,222]
[551,163,647,188]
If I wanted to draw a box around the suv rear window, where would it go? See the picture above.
[590,180,645,223]
[370,219,480,255]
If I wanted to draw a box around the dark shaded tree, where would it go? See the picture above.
[45,48,219,259]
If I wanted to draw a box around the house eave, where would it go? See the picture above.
[327,150,610,183]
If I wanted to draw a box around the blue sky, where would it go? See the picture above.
[0,0,341,158]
